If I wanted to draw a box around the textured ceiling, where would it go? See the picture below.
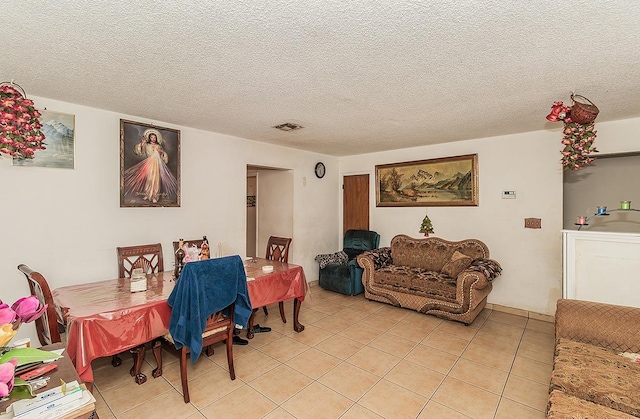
[2,1,640,156]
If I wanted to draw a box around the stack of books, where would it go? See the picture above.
[2,380,95,419]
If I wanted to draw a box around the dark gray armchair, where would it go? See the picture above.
[317,229,380,295]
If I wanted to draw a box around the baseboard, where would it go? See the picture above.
[486,303,554,323]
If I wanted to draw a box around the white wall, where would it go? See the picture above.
[340,116,640,316]
[257,169,294,257]
[0,96,339,344]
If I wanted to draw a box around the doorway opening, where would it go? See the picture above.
[246,165,294,258]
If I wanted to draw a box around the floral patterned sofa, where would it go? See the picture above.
[547,299,640,418]
[356,235,501,325]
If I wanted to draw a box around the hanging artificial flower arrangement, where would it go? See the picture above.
[546,94,599,170]
[0,82,46,159]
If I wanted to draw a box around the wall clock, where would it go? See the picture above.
[314,162,326,179]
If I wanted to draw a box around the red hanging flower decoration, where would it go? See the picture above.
[0,84,46,159]
[546,98,598,170]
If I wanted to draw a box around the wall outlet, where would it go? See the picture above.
[503,190,516,199]
[524,218,542,229]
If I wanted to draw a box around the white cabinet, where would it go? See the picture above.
[563,230,640,307]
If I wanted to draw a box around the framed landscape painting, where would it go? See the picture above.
[376,154,478,207]
[120,119,181,207]
[12,109,75,169]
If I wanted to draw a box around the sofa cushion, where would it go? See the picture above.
[374,265,457,302]
[440,251,473,278]
[390,235,489,271]
[343,248,362,261]
[550,338,640,416]
[547,390,636,419]
[467,258,503,281]
[362,247,393,270]
[343,229,380,253]
[315,251,348,269]
[318,261,365,295]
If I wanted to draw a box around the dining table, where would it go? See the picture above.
[53,257,309,385]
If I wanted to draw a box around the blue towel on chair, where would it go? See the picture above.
[167,255,253,363]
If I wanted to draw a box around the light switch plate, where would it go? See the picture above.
[503,190,516,199]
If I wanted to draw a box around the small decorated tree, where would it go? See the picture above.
[419,214,434,237]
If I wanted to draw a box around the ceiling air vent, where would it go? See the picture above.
[273,122,304,132]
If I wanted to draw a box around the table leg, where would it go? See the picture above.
[111,354,122,367]
[293,297,305,333]
[129,344,147,384]
[151,338,163,378]
[246,308,258,339]
[278,301,287,323]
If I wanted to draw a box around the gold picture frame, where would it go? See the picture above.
[120,119,181,207]
[376,154,478,207]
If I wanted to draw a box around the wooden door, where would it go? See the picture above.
[343,174,370,232]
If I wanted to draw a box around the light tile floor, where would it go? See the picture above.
[91,284,554,419]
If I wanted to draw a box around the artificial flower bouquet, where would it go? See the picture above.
[0,296,47,398]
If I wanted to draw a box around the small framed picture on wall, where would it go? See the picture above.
[120,119,181,207]
[12,109,76,169]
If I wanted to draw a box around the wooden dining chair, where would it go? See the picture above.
[262,236,292,321]
[17,264,62,346]
[117,243,164,278]
[152,302,236,403]
[114,243,164,384]
[266,236,292,263]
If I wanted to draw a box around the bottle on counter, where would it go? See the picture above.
[200,235,210,260]
[175,238,185,277]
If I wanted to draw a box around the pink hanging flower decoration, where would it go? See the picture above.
[0,83,46,159]
[546,97,598,170]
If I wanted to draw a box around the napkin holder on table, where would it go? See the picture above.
[130,268,148,292]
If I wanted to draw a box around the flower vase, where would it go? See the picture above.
[0,324,17,347]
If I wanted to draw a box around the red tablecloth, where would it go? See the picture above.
[243,258,307,307]
[53,271,175,383]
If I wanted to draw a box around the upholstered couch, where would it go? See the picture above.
[316,229,380,295]
[357,234,501,325]
[547,299,640,418]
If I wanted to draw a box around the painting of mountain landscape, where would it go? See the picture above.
[376,154,478,207]
[13,110,75,169]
